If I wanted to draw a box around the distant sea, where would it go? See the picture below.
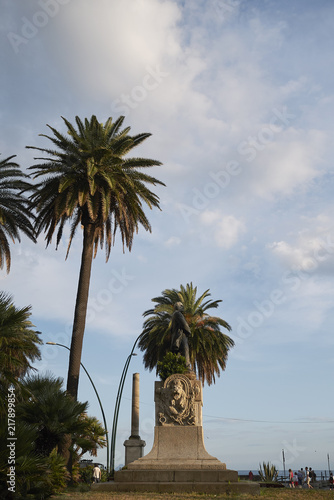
[238,470,331,478]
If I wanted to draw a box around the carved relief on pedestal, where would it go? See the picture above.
[155,374,202,426]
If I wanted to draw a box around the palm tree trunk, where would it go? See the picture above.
[67,222,95,400]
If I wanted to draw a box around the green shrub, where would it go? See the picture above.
[79,465,93,484]
[101,469,108,482]
[157,352,188,381]
[44,449,70,494]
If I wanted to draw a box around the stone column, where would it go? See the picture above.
[124,373,146,465]
[131,372,140,437]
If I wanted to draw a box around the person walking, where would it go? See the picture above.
[93,464,101,483]
[329,471,334,491]
[301,467,305,486]
[288,469,294,488]
[305,467,313,489]
[297,469,303,487]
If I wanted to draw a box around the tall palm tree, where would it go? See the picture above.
[28,115,164,399]
[138,283,234,385]
[0,292,42,412]
[0,154,36,273]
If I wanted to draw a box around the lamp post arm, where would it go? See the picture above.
[110,332,144,476]
[79,362,109,468]
[46,342,109,473]
[110,354,131,474]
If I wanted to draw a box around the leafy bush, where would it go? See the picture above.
[0,373,106,498]
[27,449,69,498]
[258,461,278,482]
[45,449,70,494]
[79,465,93,484]
[157,352,188,381]
[101,468,108,482]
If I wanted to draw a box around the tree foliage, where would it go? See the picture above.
[138,283,234,385]
[0,154,35,273]
[0,373,107,497]
[27,115,164,400]
[17,374,106,460]
[17,374,89,458]
[157,352,188,381]
[27,115,164,259]
[0,292,41,412]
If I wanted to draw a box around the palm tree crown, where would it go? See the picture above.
[18,374,88,457]
[0,292,42,414]
[138,283,234,386]
[28,115,164,258]
[27,115,164,399]
[0,154,35,272]
[0,292,41,382]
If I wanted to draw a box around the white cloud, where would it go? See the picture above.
[48,0,183,99]
[0,241,78,322]
[164,236,181,247]
[245,128,327,199]
[199,211,245,249]
[268,217,334,274]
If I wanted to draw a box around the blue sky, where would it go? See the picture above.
[1,0,334,471]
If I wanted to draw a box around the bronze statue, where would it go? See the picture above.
[171,302,191,369]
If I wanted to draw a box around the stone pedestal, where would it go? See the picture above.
[124,373,227,471]
[94,373,259,495]
[124,436,146,465]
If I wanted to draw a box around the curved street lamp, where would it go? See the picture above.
[110,332,144,476]
[46,342,109,473]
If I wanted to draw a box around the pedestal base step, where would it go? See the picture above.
[92,480,260,495]
[115,468,237,482]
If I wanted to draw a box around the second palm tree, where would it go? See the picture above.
[138,283,234,386]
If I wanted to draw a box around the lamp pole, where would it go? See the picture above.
[46,342,109,473]
[110,332,144,477]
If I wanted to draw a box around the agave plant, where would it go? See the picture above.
[258,461,278,482]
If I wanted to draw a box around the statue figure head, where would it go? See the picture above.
[174,301,184,312]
